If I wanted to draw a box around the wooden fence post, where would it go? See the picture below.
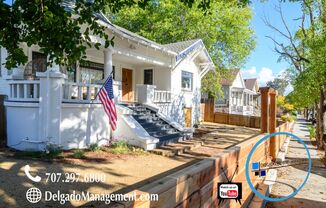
[269,90,278,160]
[260,87,270,133]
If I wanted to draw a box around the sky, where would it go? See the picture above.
[242,0,303,90]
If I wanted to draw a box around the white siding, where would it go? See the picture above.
[161,57,201,126]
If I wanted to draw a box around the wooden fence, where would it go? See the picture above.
[201,101,261,129]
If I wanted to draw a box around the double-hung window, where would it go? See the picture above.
[181,71,193,91]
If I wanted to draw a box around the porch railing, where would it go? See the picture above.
[231,105,243,113]
[62,82,102,103]
[153,90,172,103]
[8,80,40,102]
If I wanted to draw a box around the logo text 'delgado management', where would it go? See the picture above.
[26,188,158,205]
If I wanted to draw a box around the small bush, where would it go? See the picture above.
[45,144,63,158]
[281,115,295,122]
[71,149,86,159]
[89,143,100,152]
[308,125,316,139]
[111,140,130,154]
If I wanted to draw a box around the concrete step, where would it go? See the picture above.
[149,139,204,157]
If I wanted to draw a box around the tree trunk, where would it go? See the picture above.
[316,102,321,146]
[317,89,326,150]
[322,90,326,149]
[304,107,308,120]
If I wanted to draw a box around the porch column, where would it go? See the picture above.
[104,47,113,79]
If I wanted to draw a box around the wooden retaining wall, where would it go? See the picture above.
[111,122,291,208]
[201,101,261,129]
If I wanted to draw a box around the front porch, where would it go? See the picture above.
[215,87,259,116]
[4,67,178,151]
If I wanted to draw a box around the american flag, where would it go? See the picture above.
[98,75,117,130]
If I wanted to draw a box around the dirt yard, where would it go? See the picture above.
[0,148,199,207]
[0,123,260,207]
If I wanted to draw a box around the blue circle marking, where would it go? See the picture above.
[245,132,312,202]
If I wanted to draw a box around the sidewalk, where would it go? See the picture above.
[266,118,326,208]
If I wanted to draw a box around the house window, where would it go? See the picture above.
[181,71,193,91]
[144,69,153,85]
[80,61,104,84]
[32,51,47,72]
[79,61,115,84]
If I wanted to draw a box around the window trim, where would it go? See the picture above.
[181,70,193,91]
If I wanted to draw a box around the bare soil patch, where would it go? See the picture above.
[0,146,197,207]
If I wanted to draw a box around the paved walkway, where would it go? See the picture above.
[267,118,326,208]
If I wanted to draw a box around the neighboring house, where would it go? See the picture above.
[244,78,261,116]
[0,8,214,151]
[215,69,260,116]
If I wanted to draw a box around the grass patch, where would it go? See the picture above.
[110,140,147,155]
[71,149,86,159]
[111,140,130,154]
[89,143,100,152]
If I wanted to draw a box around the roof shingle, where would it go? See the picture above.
[164,39,200,53]
[220,69,240,86]
[244,78,257,91]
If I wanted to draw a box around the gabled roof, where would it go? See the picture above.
[62,0,176,55]
[220,69,240,86]
[164,39,200,53]
[62,0,214,67]
[244,78,258,91]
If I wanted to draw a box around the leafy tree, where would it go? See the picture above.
[277,95,294,112]
[0,0,251,69]
[266,0,326,149]
[109,0,256,96]
[266,77,289,96]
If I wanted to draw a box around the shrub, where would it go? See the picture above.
[111,140,130,154]
[281,114,295,122]
[71,149,86,159]
[89,143,100,152]
[45,144,63,158]
[308,125,316,139]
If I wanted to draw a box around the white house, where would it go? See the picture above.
[215,69,260,116]
[0,10,214,151]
